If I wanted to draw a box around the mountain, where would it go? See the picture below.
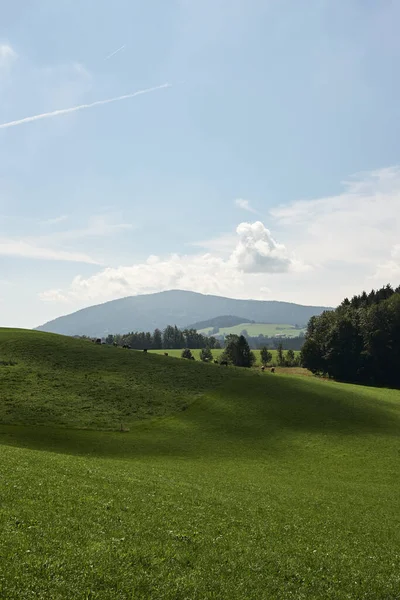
[187,315,254,331]
[36,290,332,337]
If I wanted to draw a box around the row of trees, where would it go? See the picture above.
[301,284,400,387]
[181,336,300,368]
[104,326,221,350]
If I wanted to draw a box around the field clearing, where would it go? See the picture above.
[198,322,306,338]
[0,329,400,599]
[149,348,300,365]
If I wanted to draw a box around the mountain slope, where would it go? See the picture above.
[36,290,331,337]
[187,315,254,330]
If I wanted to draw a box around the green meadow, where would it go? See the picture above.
[197,323,306,338]
[0,328,399,599]
[149,348,300,365]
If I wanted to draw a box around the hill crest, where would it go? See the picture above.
[36,289,332,337]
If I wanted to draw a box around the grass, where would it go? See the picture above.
[149,348,300,366]
[0,328,400,599]
[198,322,306,338]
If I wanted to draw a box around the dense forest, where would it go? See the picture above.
[301,284,400,387]
[100,326,222,350]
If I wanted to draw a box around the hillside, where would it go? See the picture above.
[36,289,331,337]
[187,314,254,330]
[0,328,232,428]
[198,322,306,338]
[1,328,400,598]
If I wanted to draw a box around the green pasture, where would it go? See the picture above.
[0,328,399,599]
[149,348,299,365]
[198,322,306,338]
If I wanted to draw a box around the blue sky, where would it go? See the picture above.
[1,0,400,328]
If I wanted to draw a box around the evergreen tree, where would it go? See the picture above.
[286,348,295,366]
[260,346,272,366]
[277,343,285,366]
[301,284,400,387]
[222,334,255,368]
[153,328,162,349]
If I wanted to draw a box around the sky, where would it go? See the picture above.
[1,0,400,328]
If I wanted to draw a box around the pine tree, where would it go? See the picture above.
[260,346,272,366]
[181,348,193,360]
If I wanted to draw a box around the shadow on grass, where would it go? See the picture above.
[1,373,399,460]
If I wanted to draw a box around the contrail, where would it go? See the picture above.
[0,83,171,130]
[104,44,126,61]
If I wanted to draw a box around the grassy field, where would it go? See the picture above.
[149,348,300,365]
[1,328,400,599]
[198,322,306,338]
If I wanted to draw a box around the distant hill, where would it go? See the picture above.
[198,322,306,338]
[36,290,332,338]
[187,315,254,331]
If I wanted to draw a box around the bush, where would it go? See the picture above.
[181,348,193,360]
[199,347,213,362]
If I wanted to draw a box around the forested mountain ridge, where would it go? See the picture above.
[36,290,331,337]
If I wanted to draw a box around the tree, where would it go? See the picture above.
[153,328,162,350]
[181,348,193,360]
[301,284,400,387]
[260,346,272,366]
[222,334,255,368]
[276,343,285,366]
[199,347,213,362]
[105,334,114,345]
[163,326,175,349]
[286,348,295,366]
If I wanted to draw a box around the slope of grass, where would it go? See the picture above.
[0,329,232,428]
[0,329,400,599]
[198,322,306,337]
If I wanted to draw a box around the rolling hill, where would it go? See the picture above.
[36,289,331,337]
[198,322,306,338]
[187,315,254,331]
[1,328,399,598]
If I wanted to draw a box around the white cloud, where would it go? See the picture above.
[229,221,295,273]
[39,221,304,304]
[372,244,400,281]
[38,166,400,310]
[0,83,170,130]
[271,166,400,269]
[0,44,17,69]
[234,198,258,214]
[40,215,68,226]
[0,239,98,264]
[0,213,132,265]
[41,214,133,243]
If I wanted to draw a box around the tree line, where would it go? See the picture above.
[103,326,221,350]
[301,284,400,388]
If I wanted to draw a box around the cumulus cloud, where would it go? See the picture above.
[234,198,258,214]
[37,166,400,310]
[229,221,292,273]
[39,221,296,304]
[0,44,17,69]
[40,253,243,303]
